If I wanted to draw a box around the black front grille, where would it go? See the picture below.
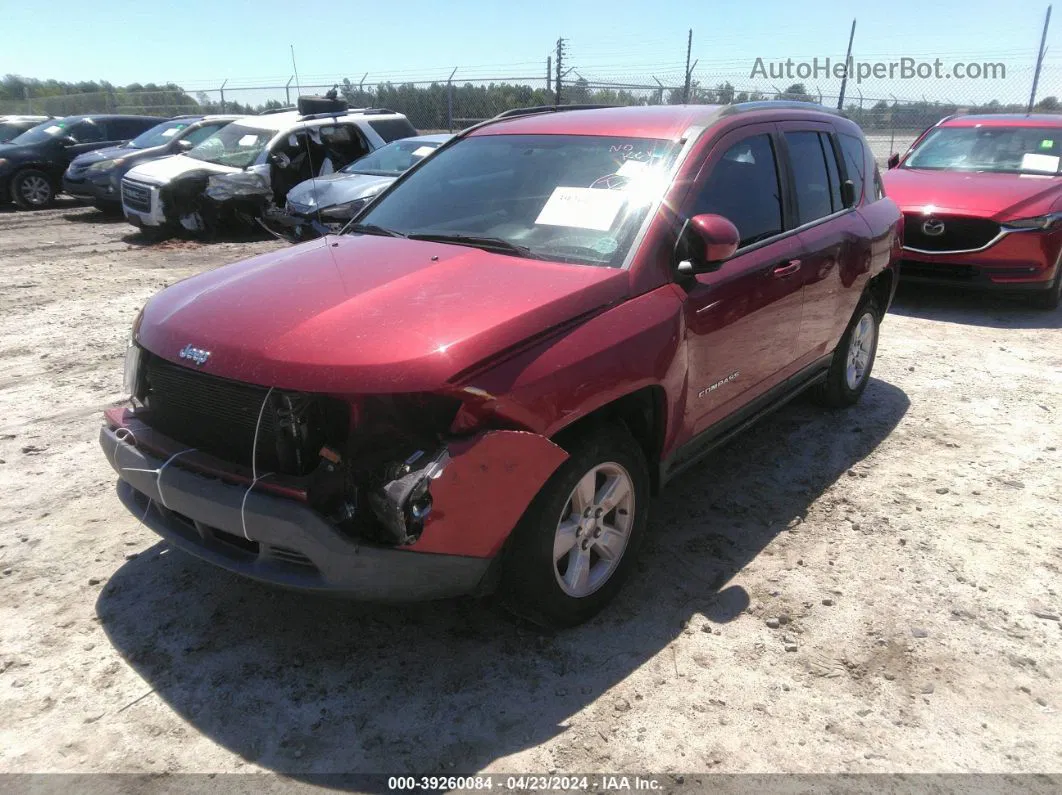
[122,179,152,213]
[900,260,977,281]
[903,214,999,252]
[139,354,348,476]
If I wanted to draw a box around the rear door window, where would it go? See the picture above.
[67,120,105,143]
[783,131,838,225]
[367,118,418,143]
[693,133,784,248]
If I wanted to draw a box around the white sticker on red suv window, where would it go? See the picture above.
[535,186,628,231]
[616,159,648,178]
[1021,152,1060,173]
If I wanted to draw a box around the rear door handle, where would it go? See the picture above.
[772,259,802,278]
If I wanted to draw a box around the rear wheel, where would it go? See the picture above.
[817,295,881,408]
[1030,268,1062,311]
[11,169,55,210]
[500,423,650,628]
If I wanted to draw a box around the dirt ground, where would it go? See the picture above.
[0,201,1060,786]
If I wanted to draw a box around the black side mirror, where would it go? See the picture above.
[887,153,900,169]
[57,135,77,147]
[675,213,741,276]
[841,179,857,208]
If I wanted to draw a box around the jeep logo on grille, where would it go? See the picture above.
[178,344,211,366]
[922,218,946,237]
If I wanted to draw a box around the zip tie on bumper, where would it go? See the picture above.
[112,426,197,516]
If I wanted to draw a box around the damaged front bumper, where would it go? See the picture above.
[100,409,567,599]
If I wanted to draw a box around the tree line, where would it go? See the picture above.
[3,73,1058,133]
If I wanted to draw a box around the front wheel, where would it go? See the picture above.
[817,295,881,408]
[500,424,650,628]
[11,169,55,210]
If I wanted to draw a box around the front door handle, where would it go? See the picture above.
[772,259,802,278]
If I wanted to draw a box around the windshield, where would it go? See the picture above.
[185,123,272,168]
[11,119,71,145]
[905,126,1062,174]
[342,138,445,176]
[128,120,191,149]
[354,134,681,267]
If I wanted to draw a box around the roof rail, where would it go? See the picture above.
[259,106,298,115]
[358,108,400,116]
[491,103,618,120]
[297,107,373,121]
[719,100,840,116]
[172,114,203,120]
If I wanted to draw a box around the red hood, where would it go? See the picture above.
[883,167,1062,220]
[137,235,629,393]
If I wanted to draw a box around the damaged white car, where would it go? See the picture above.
[119,97,417,238]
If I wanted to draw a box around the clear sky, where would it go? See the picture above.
[3,0,1060,104]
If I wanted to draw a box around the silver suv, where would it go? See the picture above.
[120,104,417,236]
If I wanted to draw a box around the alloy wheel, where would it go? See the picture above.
[552,462,635,598]
[845,311,877,390]
[19,175,51,206]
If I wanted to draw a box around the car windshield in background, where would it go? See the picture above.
[905,126,1062,174]
[353,134,681,267]
[342,139,443,176]
[185,123,272,168]
[10,119,71,145]
[128,120,190,149]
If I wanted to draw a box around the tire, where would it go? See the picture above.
[500,422,651,629]
[817,295,881,408]
[1029,268,1062,311]
[11,169,56,210]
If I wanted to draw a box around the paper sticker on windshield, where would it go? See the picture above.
[616,159,649,178]
[161,127,183,137]
[1041,139,1054,150]
[1021,152,1060,173]
[238,134,260,147]
[44,125,63,134]
[412,145,435,157]
[535,186,628,231]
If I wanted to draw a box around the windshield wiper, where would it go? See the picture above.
[346,223,406,238]
[407,232,532,257]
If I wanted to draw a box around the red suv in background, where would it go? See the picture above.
[884,114,1062,309]
[101,103,901,627]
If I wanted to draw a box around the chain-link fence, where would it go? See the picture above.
[4,63,1062,166]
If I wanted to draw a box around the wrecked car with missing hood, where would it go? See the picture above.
[119,97,416,238]
[101,103,900,627]
[269,133,453,240]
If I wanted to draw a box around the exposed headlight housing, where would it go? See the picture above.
[1003,212,1062,231]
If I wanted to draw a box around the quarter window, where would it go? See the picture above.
[693,134,784,248]
[368,118,418,143]
[839,133,866,203]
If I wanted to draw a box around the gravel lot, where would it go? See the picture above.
[0,202,1060,785]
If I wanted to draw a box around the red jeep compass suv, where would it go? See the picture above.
[883,113,1062,309]
[101,103,901,627]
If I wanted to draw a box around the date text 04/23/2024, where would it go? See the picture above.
[387,775,665,791]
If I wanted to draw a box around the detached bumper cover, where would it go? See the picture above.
[101,425,491,600]
[100,413,568,599]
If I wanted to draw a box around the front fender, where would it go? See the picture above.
[408,430,569,557]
